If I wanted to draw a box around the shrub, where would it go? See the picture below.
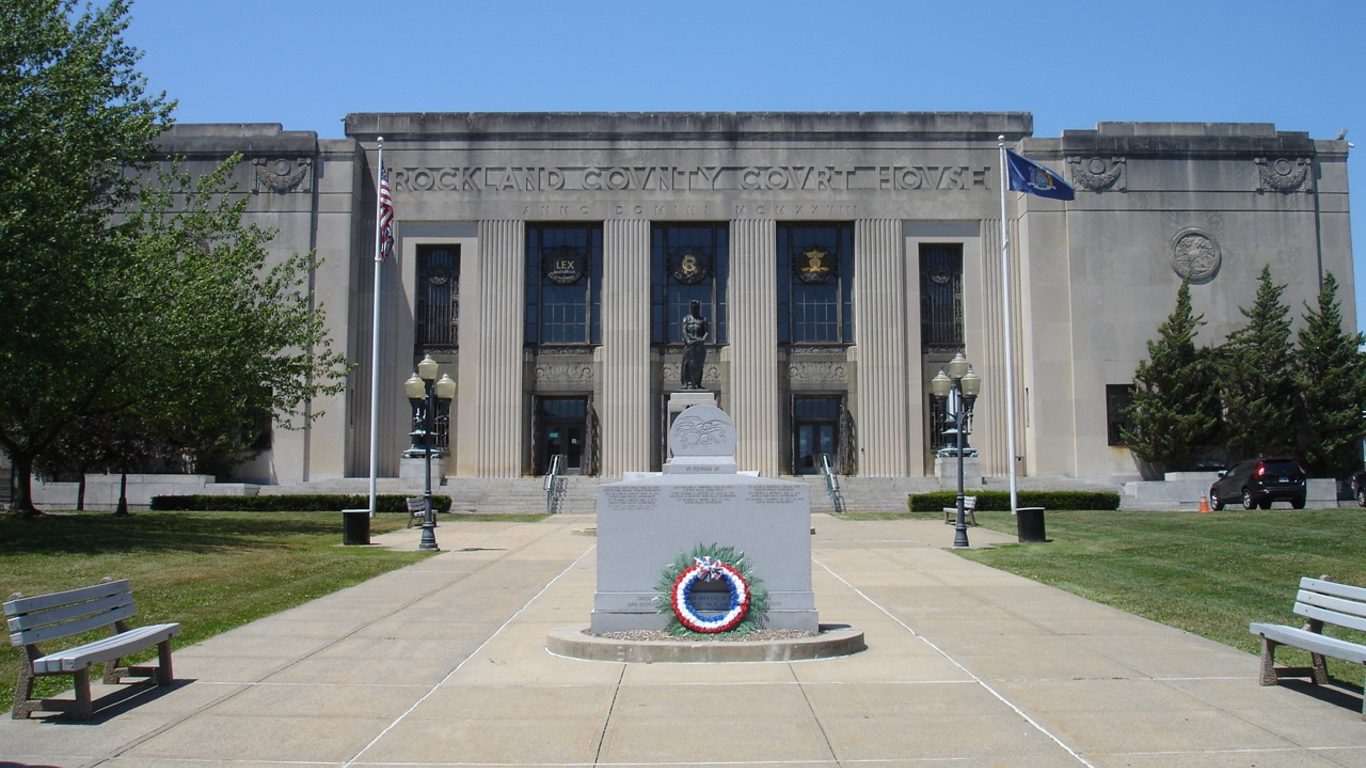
[150,493,452,513]
[908,490,1119,512]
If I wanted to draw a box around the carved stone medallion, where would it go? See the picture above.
[1256,157,1310,193]
[252,157,312,193]
[1068,156,1125,192]
[1170,228,1221,284]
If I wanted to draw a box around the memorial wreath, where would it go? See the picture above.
[655,543,768,635]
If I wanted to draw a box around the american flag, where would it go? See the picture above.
[377,167,395,261]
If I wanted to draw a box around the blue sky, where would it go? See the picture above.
[124,0,1365,327]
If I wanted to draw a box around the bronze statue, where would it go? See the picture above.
[680,300,709,390]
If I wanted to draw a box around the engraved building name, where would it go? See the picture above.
[392,164,992,194]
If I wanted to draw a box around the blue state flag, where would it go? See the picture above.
[1006,150,1075,201]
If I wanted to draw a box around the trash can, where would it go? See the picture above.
[342,509,371,546]
[1016,506,1046,543]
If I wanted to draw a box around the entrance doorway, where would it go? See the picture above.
[792,396,841,475]
[536,397,589,475]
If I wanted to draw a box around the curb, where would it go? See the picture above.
[546,625,866,663]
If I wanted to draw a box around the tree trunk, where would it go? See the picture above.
[76,469,86,511]
[9,452,39,516]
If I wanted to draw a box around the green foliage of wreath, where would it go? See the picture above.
[654,542,769,636]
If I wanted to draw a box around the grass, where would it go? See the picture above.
[0,510,436,712]
[954,508,1366,683]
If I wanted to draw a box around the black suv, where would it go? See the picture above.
[1210,457,1307,510]
[1351,469,1366,508]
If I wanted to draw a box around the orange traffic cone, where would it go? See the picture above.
[1198,495,1210,514]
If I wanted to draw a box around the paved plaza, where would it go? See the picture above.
[4,514,1364,767]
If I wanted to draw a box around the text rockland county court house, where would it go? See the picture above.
[158,112,1353,485]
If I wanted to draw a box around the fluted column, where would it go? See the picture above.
[729,219,780,476]
[853,218,909,476]
[456,220,525,477]
[600,219,651,476]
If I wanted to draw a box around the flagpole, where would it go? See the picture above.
[367,138,385,517]
[998,136,1019,515]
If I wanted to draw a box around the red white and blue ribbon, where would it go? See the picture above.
[671,559,751,633]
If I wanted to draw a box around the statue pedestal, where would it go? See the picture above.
[592,404,816,633]
[400,454,446,485]
[665,391,717,460]
[934,456,981,488]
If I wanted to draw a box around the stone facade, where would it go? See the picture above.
[155,114,1354,484]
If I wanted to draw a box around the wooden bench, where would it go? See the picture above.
[1249,576,1366,719]
[943,495,977,526]
[405,496,426,528]
[5,579,180,720]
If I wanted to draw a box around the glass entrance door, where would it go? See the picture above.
[537,397,588,475]
[793,396,841,475]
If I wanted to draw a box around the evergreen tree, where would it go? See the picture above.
[1121,279,1220,473]
[1295,272,1366,477]
[1217,266,1299,459]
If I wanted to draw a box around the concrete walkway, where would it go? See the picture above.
[5,515,1364,768]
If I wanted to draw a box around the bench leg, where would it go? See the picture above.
[1309,652,1329,685]
[12,656,37,719]
[1258,638,1279,686]
[155,639,175,685]
[70,668,93,721]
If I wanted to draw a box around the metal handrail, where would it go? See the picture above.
[544,455,563,514]
[819,454,846,514]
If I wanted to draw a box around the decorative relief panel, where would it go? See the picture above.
[535,361,593,385]
[1170,228,1222,284]
[789,346,848,356]
[788,361,849,386]
[1255,157,1311,193]
[1068,156,1126,192]
[252,157,312,194]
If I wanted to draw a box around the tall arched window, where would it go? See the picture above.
[416,245,459,349]
[650,223,728,344]
[777,223,854,344]
[525,224,603,344]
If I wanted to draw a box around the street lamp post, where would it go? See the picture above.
[403,355,455,552]
[931,352,981,549]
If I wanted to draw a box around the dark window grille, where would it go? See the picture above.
[928,393,950,454]
[525,225,602,344]
[777,223,854,344]
[1106,384,1134,446]
[416,245,459,348]
[920,245,963,351]
[650,224,728,344]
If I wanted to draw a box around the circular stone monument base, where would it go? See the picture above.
[546,625,865,663]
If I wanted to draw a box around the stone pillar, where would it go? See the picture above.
[599,219,651,476]
[853,218,910,476]
[728,219,781,476]
[456,220,525,477]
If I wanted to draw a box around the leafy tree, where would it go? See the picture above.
[1,2,346,514]
[0,0,173,514]
[109,159,347,478]
[1217,266,1299,459]
[1121,279,1220,473]
[1294,272,1366,477]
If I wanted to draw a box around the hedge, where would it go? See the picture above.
[150,493,453,513]
[907,490,1119,512]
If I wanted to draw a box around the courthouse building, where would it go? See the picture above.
[161,112,1354,485]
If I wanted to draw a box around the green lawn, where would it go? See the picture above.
[0,510,433,712]
[957,508,1366,682]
